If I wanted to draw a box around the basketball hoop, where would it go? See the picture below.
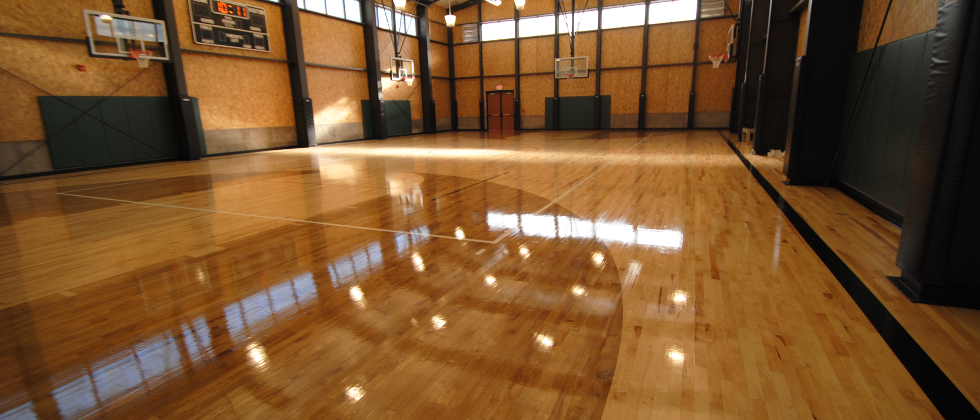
[129,49,153,68]
[404,76,415,86]
[708,54,728,69]
[564,68,575,81]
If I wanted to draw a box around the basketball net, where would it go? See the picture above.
[129,49,152,68]
[708,54,729,69]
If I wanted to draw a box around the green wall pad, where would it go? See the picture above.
[362,100,413,138]
[545,96,611,130]
[835,31,935,215]
[38,96,179,170]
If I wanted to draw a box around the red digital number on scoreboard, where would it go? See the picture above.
[215,1,249,18]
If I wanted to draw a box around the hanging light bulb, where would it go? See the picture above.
[393,0,406,11]
[445,1,456,27]
[514,0,525,10]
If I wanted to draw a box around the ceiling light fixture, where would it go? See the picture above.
[445,1,456,27]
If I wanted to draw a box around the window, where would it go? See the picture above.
[648,0,697,24]
[601,3,646,29]
[518,15,555,37]
[559,9,599,34]
[482,19,516,41]
[376,5,417,36]
[300,0,362,23]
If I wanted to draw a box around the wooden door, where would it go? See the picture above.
[487,92,502,131]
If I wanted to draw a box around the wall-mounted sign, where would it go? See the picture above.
[496,85,503,90]
[188,0,270,52]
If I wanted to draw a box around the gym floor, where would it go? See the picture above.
[0,130,971,418]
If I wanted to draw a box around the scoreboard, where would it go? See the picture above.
[188,0,270,52]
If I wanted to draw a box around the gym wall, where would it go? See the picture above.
[0,0,168,177]
[430,6,452,131]
[833,0,940,218]
[449,0,738,130]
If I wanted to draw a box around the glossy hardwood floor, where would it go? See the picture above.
[0,130,941,419]
[730,134,980,414]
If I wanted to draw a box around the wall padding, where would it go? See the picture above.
[520,75,553,116]
[175,0,288,61]
[601,27,644,68]
[601,69,642,114]
[183,53,294,130]
[432,43,451,78]
[454,44,481,77]
[382,78,423,121]
[645,66,691,113]
[456,78,482,118]
[694,62,735,112]
[520,37,555,74]
[483,41,516,75]
[307,67,367,124]
[858,0,937,51]
[648,22,696,65]
[302,12,366,69]
[0,38,167,143]
[696,18,735,62]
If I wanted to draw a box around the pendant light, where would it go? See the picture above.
[445,1,456,27]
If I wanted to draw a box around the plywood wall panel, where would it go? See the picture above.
[434,78,452,119]
[184,53,293,130]
[645,65,691,113]
[601,27,644,68]
[431,21,450,43]
[432,43,451,78]
[307,67,367,124]
[429,5,447,22]
[859,0,937,51]
[176,0,289,61]
[483,0,518,22]
[696,18,735,62]
[519,0,554,17]
[559,76,595,97]
[601,69,642,114]
[483,41,517,75]
[520,75,553,116]
[648,22,696,65]
[1,0,156,39]
[559,32,597,69]
[378,31,420,74]
[484,76,517,93]
[455,7,479,25]
[694,62,735,112]
[302,13,366,69]
[603,0,641,6]
[520,37,555,74]
[0,39,167,143]
[456,78,482,117]
[454,44,481,77]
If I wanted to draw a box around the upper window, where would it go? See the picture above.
[648,0,697,24]
[559,9,599,34]
[299,0,362,23]
[601,4,646,29]
[482,19,516,41]
[518,15,555,37]
[376,5,417,36]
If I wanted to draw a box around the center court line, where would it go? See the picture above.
[490,133,655,244]
[56,192,499,244]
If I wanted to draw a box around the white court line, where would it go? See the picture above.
[57,192,498,244]
[490,134,654,244]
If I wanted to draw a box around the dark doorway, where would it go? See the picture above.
[486,90,515,131]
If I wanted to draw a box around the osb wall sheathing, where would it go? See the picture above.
[797,7,809,57]
[175,0,288,61]
[381,78,423,119]
[859,0,937,51]
[483,0,518,22]
[378,30,420,74]
[0,39,167,143]
[559,76,595,97]
[601,69,642,114]
[434,78,452,119]
[696,18,736,61]
[2,0,156,39]
[429,4,447,22]
[454,7,479,25]
[307,67,367,124]
[601,27,644,68]
[519,0,554,18]
[484,42,516,75]
[694,62,735,112]
[520,75,553,116]
[456,78,482,117]
[432,43,451,78]
[558,32,597,69]
[520,37,555,74]
[645,66,691,113]
[454,44,481,77]
[484,76,517,94]
[302,13,366,69]
[431,20,449,43]
[604,0,642,7]
[183,54,293,130]
[648,22,696,65]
